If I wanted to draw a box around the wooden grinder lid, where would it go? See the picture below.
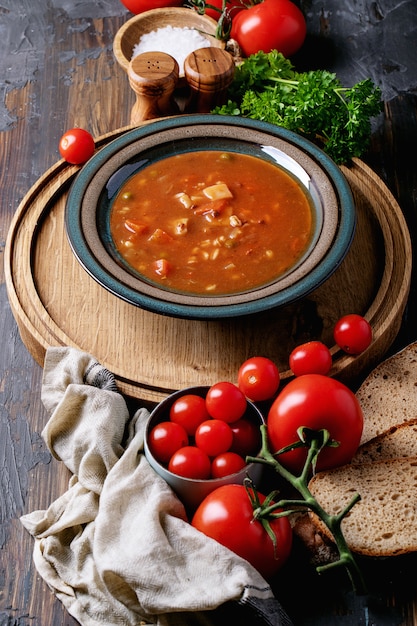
[184,47,235,93]
[128,51,179,95]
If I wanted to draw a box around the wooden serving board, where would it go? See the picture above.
[5,127,412,404]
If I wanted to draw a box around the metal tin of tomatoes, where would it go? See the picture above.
[144,385,265,510]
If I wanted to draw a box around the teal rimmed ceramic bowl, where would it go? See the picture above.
[65,115,356,320]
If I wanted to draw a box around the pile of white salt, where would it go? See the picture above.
[132,26,211,74]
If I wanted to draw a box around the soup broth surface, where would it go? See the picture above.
[110,150,314,295]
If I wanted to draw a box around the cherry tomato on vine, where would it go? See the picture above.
[168,445,211,479]
[195,419,234,457]
[58,128,95,165]
[211,451,246,478]
[333,314,373,355]
[198,0,245,21]
[267,374,363,473]
[230,0,307,58]
[192,484,292,579]
[148,421,188,464]
[238,356,280,401]
[289,341,332,376]
[169,394,210,435]
[119,0,183,14]
[230,418,261,457]
[205,382,247,423]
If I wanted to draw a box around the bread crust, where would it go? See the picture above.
[356,342,417,445]
[308,457,417,556]
[294,343,417,560]
[352,418,417,464]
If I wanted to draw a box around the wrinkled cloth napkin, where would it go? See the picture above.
[21,347,293,626]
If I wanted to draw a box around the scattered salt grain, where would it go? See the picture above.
[132,26,211,74]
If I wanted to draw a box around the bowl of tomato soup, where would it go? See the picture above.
[65,115,356,319]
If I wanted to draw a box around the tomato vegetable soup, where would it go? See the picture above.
[109,150,314,295]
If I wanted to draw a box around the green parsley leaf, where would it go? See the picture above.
[214,51,383,164]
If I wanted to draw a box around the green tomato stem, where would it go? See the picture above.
[186,0,233,40]
[246,424,367,594]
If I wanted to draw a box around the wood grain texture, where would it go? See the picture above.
[4,154,412,402]
[1,1,417,625]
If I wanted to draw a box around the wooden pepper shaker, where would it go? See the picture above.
[128,51,180,124]
[184,47,235,114]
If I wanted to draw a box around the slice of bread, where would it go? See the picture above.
[355,342,417,445]
[352,418,417,464]
[308,457,417,557]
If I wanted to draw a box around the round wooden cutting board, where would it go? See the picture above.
[5,127,412,403]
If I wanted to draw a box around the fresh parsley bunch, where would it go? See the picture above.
[214,50,383,164]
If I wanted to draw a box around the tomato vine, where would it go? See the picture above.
[247,425,367,594]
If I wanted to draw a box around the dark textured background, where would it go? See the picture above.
[1,0,416,132]
[1,1,417,624]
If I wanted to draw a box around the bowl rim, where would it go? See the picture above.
[65,114,356,320]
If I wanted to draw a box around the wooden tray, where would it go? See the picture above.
[5,127,412,403]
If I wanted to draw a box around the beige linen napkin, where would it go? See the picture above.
[21,346,293,626]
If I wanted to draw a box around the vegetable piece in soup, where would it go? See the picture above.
[110,151,314,295]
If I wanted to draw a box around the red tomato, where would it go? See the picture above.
[195,419,233,457]
[59,128,95,165]
[238,356,280,401]
[211,451,246,478]
[205,382,247,422]
[169,394,210,435]
[119,0,183,14]
[230,418,261,457]
[289,341,332,376]
[192,484,292,579]
[148,421,188,464]
[230,0,306,58]
[267,374,363,473]
[168,446,211,479]
[334,314,373,355]
[198,0,245,21]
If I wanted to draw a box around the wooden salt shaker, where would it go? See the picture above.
[184,47,235,113]
[128,51,179,124]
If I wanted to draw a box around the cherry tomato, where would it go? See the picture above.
[267,374,363,473]
[192,484,292,579]
[195,419,233,457]
[148,421,188,464]
[58,128,95,165]
[205,382,247,423]
[289,341,332,376]
[230,0,306,58]
[230,418,261,457]
[169,394,211,435]
[198,0,245,21]
[238,356,280,401]
[168,446,211,479]
[334,314,373,355]
[211,452,246,478]
[119,0,183,14]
